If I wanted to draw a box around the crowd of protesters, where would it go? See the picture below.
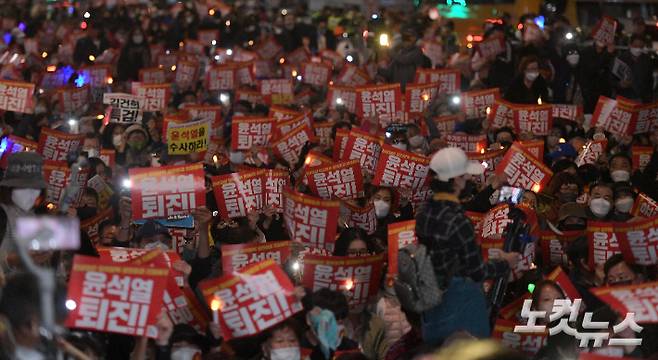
[0,0,656,359]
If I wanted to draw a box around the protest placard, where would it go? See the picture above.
[0,80,35,113]
[231,116,274,151]
[355,84,402,128]
[38,128,84,162]
[496,142,553,192]
[414,68,460,94]
[211,170,265,219]
[587,221,621,268]
[220,241,292,274]
[372,144,430,191]
[283,189,339,252]
[305,160,364,200]
[165,118,210,155]
[103,93,144,124]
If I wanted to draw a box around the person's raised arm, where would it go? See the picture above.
[192,206,212,259]
[117,197,133,244]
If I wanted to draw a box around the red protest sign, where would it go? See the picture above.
[43,160,71,205]
[264,169,289,212]
[174,60,199,89]
[199,260,302,340]
[231,116,274,151]
[336,64,370,87]
[632,146,653,172]
[617,216,658,265]
[333,128,350,162]
[343,202,377,235]
[80,207,114,246]
[372,144,430,191]
[545,266,581,301]
[256,37,283,60]
[480,204,514,243]
[273,114,312,139]
[340,128,383,174]
[539,230,584,268]
[301,62,331,87]
[212,170,265,219]
[432,114,458,134]
[80,64,111,88]
[637,101,658,133]
[406,82,438,114]
[355,83,403,128]
[587,221,621,268]
[283,189,340,252]
[129,163,206,220]
[414,68,461,94]
[444,134,488,154]
[552,104,583,122]
[593,282,658,323]
[57,86,90,114]
[632,193,658,218]
[235,62,256,87]
[131,82,171,112]
[183,104,223,136]
[575,140,608,167]
[591,96,637,136]
[139,68,167,84]
[259,79,294,105]
[462,88,499,119]
[99,149,115,169]
[164,284,210,335]
[492,319,547,356]
[476,37,506,59]
[220,241,292,274]
[206,65,235,91]
[0,80,35,113]
[303,151,334,173]
[65,255,168,338]
[487,98,515,129]
[124,249,186,288]
[512,104,553,136]
[592,16,617,45]
[387,220,417,278]
[302,253,385,307]
[519,140,545,161]
[468,148,507,181]
[305,160,364,200]
[272,124,314,166]
[327,85,356,113]
[314,121,335,147]
[38,128,84,161]
[269,106,302,122]
[496,142,553,192]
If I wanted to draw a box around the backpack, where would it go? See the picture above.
[394,243,444,313]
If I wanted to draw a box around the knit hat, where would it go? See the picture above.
[0,152,47,189]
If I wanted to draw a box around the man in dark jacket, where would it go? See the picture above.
[73,23,110,66]
[378,26,431,92]
[614,34,654,103]
[579,41,614,114]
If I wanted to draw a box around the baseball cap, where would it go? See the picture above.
[429,147,484,181]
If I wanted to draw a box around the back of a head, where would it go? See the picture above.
[309,288,349,321]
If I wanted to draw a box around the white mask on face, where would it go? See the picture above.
[132,35,144,44]
[373,200,390,219]
[171,347,201,360]
[12,188,41,212]
[525,71,539,81]
[566,54,580,66]
[408,135,425,148]
[84,148,99,158]
[590,198,611,218]
[270,347,301,360]
[229,151,245,165]
[392,143,408,151]
[615,197,634,213]
[630,47,643,57]
[610,170,630,182]
[112,134,124,147]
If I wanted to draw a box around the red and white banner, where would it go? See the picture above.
[343,202,377,235]
[164,286,210,335]
[487,99,514,129]
[476,37,506,59]
[617,216,658,265]
[57,86,90,114]
[552,104,583,122]
[539,230,585,268]
[587,221,621,268]
[493,319,547,356]
[212,170,265,219]
[445,134,487,154]
[414,68,461,94]
[264,169,289,212]
[327,85,356,113]
[129,163,206,220]
[65,255,168,338]
[139,68,167,85]
[80,208,114,245]
[255,37,283,60]
[372,144,430,191]
[0,80,35,113]
[272,124,314,166]
[183,104,223,135]
[406,82,438,114]
[519,140,545,161]
[462,88,499,119]
[591,97,658,135]
[259,79,294,105]
[174,60,199,89]
[206,65,235,91]
[468,148,507,181]
[336,64,370,87]
[231,116,274,151]
[302,253,385,307]
[340,129,383,174]
[38,128,84,162]
[592,16,617,46]
[221,241,292,274]
[43,160,86,206]
[480,204,514,243]
[301,62,331,87]
[432,114,459,134]
[283,189,340,252]
[513,104,552,136]
[593,282,658,323]
[199,260,302,340]
[333,128,350,162]
[355,84,402,128]
[632,146,653,172]
[99,149,115,169]
[305,160,364,200]
[575,140,607,167]
[314,122,335,147]
[274,114,312,139]
[387,220,417,278]
[131,83,171,112]
[632,193,658,218]
[496,142,553,192]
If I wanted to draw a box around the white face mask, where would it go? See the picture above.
[373,200,390,219]
[171,347,201,360]
[229,151,245,165]
[630,47,643,57]
[270,347,301,360]
[610,170,630,182]
[112,134,124,147]
[392,143,408,151]
[590,198,611,218]
[12,188,41,212]
[525,71,539,81]
[408,135,425,148]
[615,197,634,213]
[84,148,99,158]
[566,54,579,66]
[132,35,144,44]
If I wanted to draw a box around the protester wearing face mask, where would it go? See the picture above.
[504,55,549,104]
[134,220,171,250]
[169,324,208,360]
[82,133,101,159]
[608,153,633,184]
[0,153,47,273]
[117,29,151,81]
[260,321,302,360]
[557,203,588,232]
[586,183,614,221]
[604,254,641,287]
[370,187,413,245]
[117,124,152,168]
[553,45,585,105]
[615,35,653,103]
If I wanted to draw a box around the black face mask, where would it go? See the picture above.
[558,192,578,204]
[459,180,478,201]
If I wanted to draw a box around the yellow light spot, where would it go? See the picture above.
[292,70,298,77]
[466,35,474,42]
[46,65,57,72]
[467,43,473,49]
[480,148,485,154]
[208,9,215,16]
[329,81,334,86]
[179,41,184,48]
[422,93,430,102]
[486,106,491,115]
[248,40,254,46]
[41,51,48,58]
[106,77,113,85]
[88,55,95,62]
[379,33,390,47]
[171,65,177,71]
[96,114,104,120]
[210,298,222,311]
[225,20,231,27]
[279,57,285,64]
[532,184,541,192]
[46,203,55,210]
[559,138,566,144]
[537,96,543,105]
[345,279,354,290]
[213,155,219,163]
